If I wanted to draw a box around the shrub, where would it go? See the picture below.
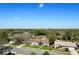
[43,51,50,55]
[65,48,69,52]
[30,52,36,55]
[6,52,15,55]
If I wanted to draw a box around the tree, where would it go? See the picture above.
[64,32,73,41]
[15,37,22,45]
[0,32,9,44]
[48,34,56,45]
[21,32,31,45]
[33,29,48,36]
[43,51,50,55]
[48,34,56,51]
[0,50,3,54]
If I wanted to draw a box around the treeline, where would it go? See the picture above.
[0,29,79,45]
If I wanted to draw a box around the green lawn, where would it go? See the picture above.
[23,45,50,50]
[23,45,70,54]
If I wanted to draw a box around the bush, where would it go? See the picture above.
[65,48,69,52]
[43,51,50,55]
[0,50,3,54]
[30,52,36,55]
[6,52,15,55]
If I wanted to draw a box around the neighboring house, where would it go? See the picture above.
[35,35,47,39]
[54,40,77,48]
[12,34,22,39]
[31,39,49,46]
[9,32,28,39]
[8,31,30,43]
[32,35,47,40]
[31,35,49,46]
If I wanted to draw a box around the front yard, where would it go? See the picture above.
[23,44,71,55]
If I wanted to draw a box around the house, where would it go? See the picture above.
[30,35,49,46]
[30,42,38,46]
[54,40,77,48]
[31,39,49,46]
[32,35,47,40]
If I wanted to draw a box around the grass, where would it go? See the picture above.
[23,44,70,55]
[40,46,50,50]
[24,45,38,48]
[10,45,17,48]
[23,45,50,50]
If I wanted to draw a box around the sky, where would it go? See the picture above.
[0,3,79,29]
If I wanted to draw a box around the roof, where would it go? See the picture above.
[54,40,77,48]
[31,40,49,43]
[35,35,47,38]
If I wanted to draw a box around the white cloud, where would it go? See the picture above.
[39,3,44,8]
[13,17,19,20]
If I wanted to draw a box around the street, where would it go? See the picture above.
[11,47,70,55]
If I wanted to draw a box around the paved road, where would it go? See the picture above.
[3,42,79,55]
[11,47,70,55]
[2,43,71,55]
